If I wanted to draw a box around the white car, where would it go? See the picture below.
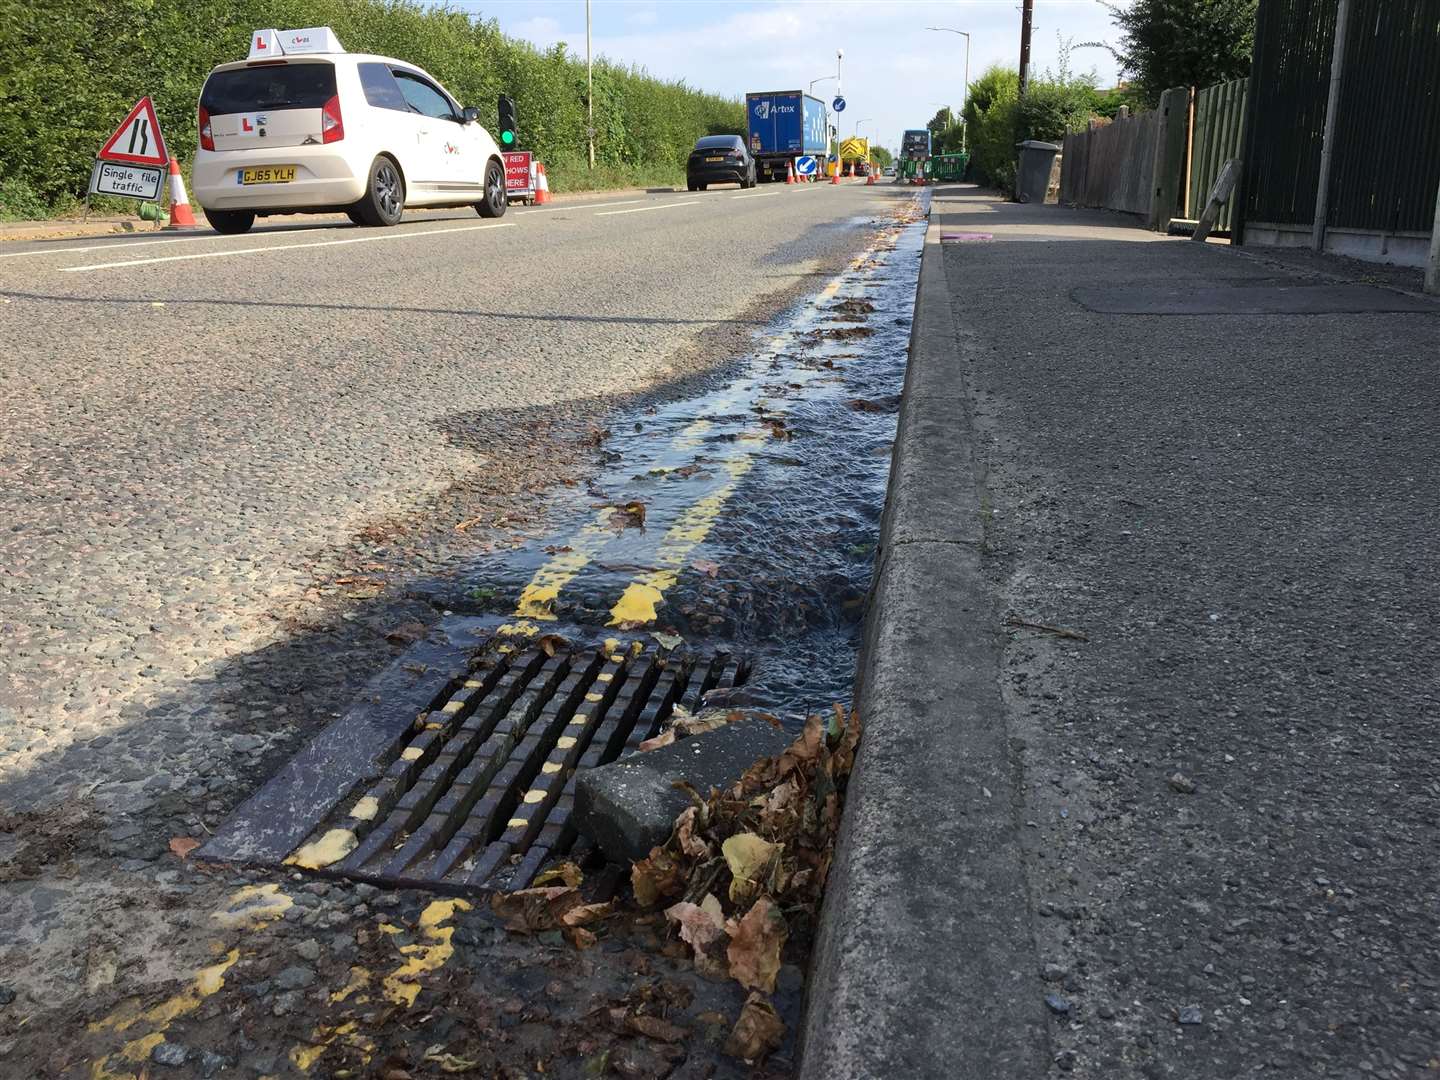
[192,27,508,234]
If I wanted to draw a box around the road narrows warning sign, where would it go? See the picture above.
[98,97,169,167]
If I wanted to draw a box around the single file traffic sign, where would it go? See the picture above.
[97,97,168,167]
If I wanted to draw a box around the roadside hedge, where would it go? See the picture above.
[0,0,745,211]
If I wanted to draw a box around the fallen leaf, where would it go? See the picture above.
[532,861,583,888]
[385,620,429,645]
[724,992,785,1062]
[637,729,676,752]
[537,633,567,657]
[491,886,583,933]
[651,631,683,650]
[725,897,788,993]
[722,833,781,904]
[673,806,710,859]
[560,901,613,928]
[609,500,647,530]
[665,895,729,978]
[168,836,199,859]
[421,1046,482,1073]
[631,848,685,907]
[626,1014,688,1043]
[691,559,720,577]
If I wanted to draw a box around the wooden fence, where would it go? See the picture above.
[1187,78,1249,232]
[1060,88,1188,226]
[1060,109,1157,216]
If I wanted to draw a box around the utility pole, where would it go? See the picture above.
[586,0,594,169]
[1019,0,1034,96]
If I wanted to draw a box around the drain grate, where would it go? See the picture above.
[201,617,746,893]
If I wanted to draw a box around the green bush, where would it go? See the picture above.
[964,66,1020,192]
[0,0,744,213]
[0,178,50,221]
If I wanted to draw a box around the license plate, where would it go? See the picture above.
[238,166,297,185]
[705,156,724,163]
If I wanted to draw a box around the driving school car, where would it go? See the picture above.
[191,27,508,233]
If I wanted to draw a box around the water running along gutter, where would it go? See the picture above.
[797,209,1049,1078]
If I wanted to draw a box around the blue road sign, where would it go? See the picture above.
[832,95,846,113]
[795,155,818,176]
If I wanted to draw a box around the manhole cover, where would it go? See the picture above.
[202,617,746,893]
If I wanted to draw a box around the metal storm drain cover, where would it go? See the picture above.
[202,617,746,893]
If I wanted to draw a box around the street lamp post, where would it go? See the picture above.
[586,0,594,169]
[926,26,971,151]
[854,118,873,138]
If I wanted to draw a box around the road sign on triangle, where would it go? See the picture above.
[97,97,168,167]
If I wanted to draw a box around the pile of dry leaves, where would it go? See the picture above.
[492,705,861,1066]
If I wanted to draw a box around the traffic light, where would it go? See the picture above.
[497,95,518,147]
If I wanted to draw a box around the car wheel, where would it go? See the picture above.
[476,158,507,218]
[354,156,404,227]
[207,209,254,235]
[687,182,697,192]
[698,183,707,191]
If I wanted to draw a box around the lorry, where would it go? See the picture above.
[746,91,829,182]
[839,136,869,176]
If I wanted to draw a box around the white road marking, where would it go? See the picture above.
[731,191,781,200]
[59,222,516,273]
[0,233,241,260]
[517,199,645,214]
[594,200,701,217]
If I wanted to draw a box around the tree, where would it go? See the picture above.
[926,106,966,156]
[1103,0,1258,105]
[870,145,894,168]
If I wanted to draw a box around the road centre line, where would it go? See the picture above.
[58,222,515,272]
[594,200,701,217]
[732,191,781,199]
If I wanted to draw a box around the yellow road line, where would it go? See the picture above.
[608,455,755,625]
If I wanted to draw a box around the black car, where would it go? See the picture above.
[686,135,755,191]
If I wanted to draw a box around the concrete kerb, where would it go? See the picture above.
[798,217,1049,1077]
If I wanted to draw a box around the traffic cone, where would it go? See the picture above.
[830,162,840,185]
[866,166,876,186]
[165,158,198,230]
[535,162,551,204]
[786,160,795,185]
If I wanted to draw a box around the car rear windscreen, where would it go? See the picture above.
[201,62,337,114]
[695,136,741,150]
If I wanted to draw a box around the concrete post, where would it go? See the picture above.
[1313,0,1352,250]
[1426,176,1440,296]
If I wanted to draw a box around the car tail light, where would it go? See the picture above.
[321,94,343,143]
[198,105,214,151]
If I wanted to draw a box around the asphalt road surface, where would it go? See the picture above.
[0,179,917,1078]
[0,181,902,806]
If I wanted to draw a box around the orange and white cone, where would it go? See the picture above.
[535,162,551,204]
[786,160,795,185]
[165,158,198,230]
[830,161,840,185]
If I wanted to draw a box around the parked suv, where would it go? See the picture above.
[686,135,755,191]
[192,27,507,234]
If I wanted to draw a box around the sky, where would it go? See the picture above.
[449,1,1126,156]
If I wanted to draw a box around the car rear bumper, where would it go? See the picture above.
[687,165,747,185]
[193,148,367,211]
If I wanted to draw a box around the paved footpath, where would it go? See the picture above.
[850,185,1438,1079]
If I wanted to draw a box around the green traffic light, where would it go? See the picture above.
[501,130,515,145]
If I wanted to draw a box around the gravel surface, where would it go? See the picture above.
[0,181,913,1078]
[936,187,1440,1078]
